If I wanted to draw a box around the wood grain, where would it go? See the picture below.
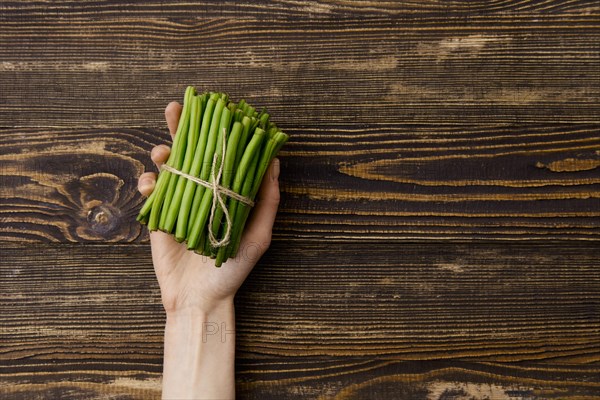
[1,242,599,399]
[0,128,154,242]
[1,1,599,399]
[3,359,600,399]
[1,125,598,242]
[1,15,598,127]
[1,0,598,20]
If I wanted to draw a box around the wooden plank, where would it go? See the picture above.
[1,0,598,19]
[2,359,600,400]
[2,0,600,20]
[1,16,598,127]
[1,242,598,359]
[1,126,598,243]
[1,242,598,398]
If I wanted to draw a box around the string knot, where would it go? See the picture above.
[160,128,254,248]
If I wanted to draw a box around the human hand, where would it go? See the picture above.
[138,101,281,314]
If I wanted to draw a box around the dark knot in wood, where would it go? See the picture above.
[86,203,121,235]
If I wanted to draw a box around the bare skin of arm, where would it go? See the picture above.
[137,102,281,399]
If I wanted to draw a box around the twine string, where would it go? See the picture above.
[159,128,254,248]
[208,129,231,247]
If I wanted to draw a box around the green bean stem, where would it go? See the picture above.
[207,121,243,256]
[161,94,205,233]
[215,128,266,264]
[187,106,232,250]
[173,96,218,241]
[228,131,288,259]
[186,98,226,236]
[145,86,195,231]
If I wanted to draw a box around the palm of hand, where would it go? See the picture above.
[138,102,280,313]
[150,230,269,312]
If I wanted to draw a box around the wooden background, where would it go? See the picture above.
[1,1,599,399]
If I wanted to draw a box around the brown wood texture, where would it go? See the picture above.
[1,12,599,127]
[1,242,599,399]
[0,125,598,242]
[1,1,599,399]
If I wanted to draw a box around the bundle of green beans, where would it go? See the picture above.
[137,86,288,267]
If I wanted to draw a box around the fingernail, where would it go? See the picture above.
[271,158,280,181]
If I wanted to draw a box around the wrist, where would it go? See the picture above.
[162,297,236,399]
[165,298,235,348]
[164,300,235,362]
[164,293,235,319]
[165,296,234,320]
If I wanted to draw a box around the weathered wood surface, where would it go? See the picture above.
[1,242,599,399]
[1,14,599,127]
[1,1,599,399]
[4,359,600,400]
[1,0,598,19]
[0,125,598,242]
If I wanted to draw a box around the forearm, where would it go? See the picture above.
[162,300,236,400]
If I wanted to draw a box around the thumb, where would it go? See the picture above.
[239,158,281,250]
